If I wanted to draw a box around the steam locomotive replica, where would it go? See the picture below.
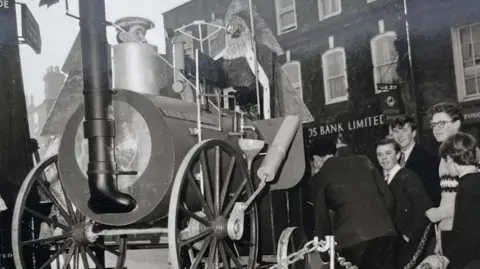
[10,1,316,268]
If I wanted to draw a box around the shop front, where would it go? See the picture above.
[305,88,403,163]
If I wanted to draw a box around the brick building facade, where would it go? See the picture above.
[163,0,480,155]
[406,0,480,153]
[163,0,407,158]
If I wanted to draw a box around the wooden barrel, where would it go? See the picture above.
[58,89,246,226]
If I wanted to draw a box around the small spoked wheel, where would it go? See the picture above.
[277,227,326,269]
[168,139,259,269]
[12,155,128,269]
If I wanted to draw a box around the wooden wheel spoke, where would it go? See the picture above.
[218,240,231,269]
[22,234,69,246]
[85,247,106,269]
[73,247,79,269]
[93,241,121,256]
[214,146,221,215]
[79,247,90,269]
[179,206,210,226]
[75,209,84,223]
[35,178,74,225]
[187,171,214,219]
[179,228,213,247]
[220,157,236,212]
[199,151,215,214]
[190,236,213,269]
[169,141,257,269]
[222,241,244,269]
[222,179,247,216]
[38,240,71,269]
[207,238,218,269]
[55,161,76,220]
[24,207,70,231]
[61,242,77,269]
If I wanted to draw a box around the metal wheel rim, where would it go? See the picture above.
[11,154,128,269]
[168,139,259,269]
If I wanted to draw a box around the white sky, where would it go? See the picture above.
[18,0,191,106]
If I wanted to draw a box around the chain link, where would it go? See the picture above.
[267,237,358,269]
[404,223,433,269]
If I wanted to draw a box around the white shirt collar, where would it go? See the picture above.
[384,164,402,184]
[402,142,416,162]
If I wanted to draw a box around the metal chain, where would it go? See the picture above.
[267,237,358,269]
[404,223,433,269]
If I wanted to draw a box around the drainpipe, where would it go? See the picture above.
[403,0,423,142]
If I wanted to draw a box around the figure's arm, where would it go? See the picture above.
[426,199,455,223]
[312,173,332,239]
[425,153,442,206]
[404,170,433,241]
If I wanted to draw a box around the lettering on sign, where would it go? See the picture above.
[160,108,215,126]
[0,0,10,8]
[464,112,480,120]
[308,114,386,138]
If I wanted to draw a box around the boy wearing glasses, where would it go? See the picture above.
[424,102,466,259]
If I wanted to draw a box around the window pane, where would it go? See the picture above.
[325,51,344,77]
[278,0,294,10]
[374,36,396,65]
[474,42,480,60]
[280,10,295,28]
[377,64,399,83]
[462,44,473,62]
[464,65,477,77]
[321,0,341,15]
[283,64,300,84]
[472,24,480,42]
[332,0,341,13]
[465,78,477,95]
[329,76,347,98]
[460,27,472,45]
[320,0,327,16]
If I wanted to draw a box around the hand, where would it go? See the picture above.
[425,208,440,223]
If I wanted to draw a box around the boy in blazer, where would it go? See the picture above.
[309,137,397,269]
[390,115,441,206]
[376,138,433,269]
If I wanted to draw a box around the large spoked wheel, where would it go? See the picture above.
[12,155,128,269]
[168,139,259,269]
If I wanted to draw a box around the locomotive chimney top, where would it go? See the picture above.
[114,17,155,44]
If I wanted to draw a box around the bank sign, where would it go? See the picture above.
[307,114,386,138]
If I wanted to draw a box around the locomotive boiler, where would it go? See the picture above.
[10,1,310,269]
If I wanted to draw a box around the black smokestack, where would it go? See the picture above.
[78,0,136,214]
